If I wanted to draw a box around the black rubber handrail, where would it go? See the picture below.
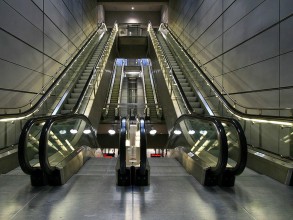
[119,117,127,175]
[210,116,247,176]
[0,25,103,120]
[163,24,293,123]
[139,118,147,175]
[18,115,58,175]
[38,114,99,175]
[165,113,228,176]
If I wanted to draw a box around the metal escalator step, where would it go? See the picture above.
[61,110,71,114]
[74,88,83,93]
[180,82,189,87]
[80,76,89,80]
[182,87,191,92]
[71,93,79,98]
[187,96,197,102]
[185,91,195,96]
[78,79,87,84]
[178,79,187,83]
[68,98,78,104]
[190,102,200,108]
[193,108,204,114]
[75,83,85,88]
[176,74,185,79]
[64,104,75,110]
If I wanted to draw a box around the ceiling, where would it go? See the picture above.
[98,1,168,12]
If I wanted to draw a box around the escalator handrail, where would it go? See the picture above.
[38,114,99,175]
[119,117,127,174]
[18,115,57,175]
[162,23,293,124]
[210,116,247,176]
[73,25,117,114]
[139,118,147,175]
[0,24,105,121]
[165,113,228,176]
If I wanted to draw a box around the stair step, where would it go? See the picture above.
[68,98,78,104]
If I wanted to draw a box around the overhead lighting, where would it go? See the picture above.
[70,129,78,134]
[59,130,66,135]
[108,129,116,135]
[150,129,157,135]
[174,129,181,135]
[83,129,91,134]
[131,6,134,10]
[199,130,207,135]
[188,130,195,135]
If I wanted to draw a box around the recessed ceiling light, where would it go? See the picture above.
[108,129,116,135]
[131,6,134,10]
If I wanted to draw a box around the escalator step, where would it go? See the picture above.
[193,108,204,114]
[68,98,78,104]
[190,102,201,108]
[64,104,75,110]
[74,88,83,93]
[71,93,79,98]
[76,83,85,88]
[61,110,71,114]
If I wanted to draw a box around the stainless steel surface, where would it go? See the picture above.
[1,157,293,219]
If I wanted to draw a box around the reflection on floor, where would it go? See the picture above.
[0,158,293,220]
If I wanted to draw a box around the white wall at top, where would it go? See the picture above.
[105,11,161,27]
[0,0,97,112]
[97,5,105,23]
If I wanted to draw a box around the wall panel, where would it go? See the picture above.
[0,0,97,110]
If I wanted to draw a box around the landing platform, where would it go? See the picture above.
[1,158,292,219]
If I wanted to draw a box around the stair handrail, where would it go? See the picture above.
[0,23,107,122]
[161,23,293,126]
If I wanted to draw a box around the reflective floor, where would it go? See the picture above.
[0,158,293,220]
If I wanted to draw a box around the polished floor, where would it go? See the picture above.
[0,157,293,220]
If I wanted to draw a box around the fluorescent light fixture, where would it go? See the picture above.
[70,129,78,134]
[83,129,91,134]
[59,130,66,135]
[108,129,116,135]
[174,129,182,135]
[150,129,157,135]
[188,130,195,135]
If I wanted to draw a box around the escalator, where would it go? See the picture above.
[104,59,124,120]
[148,23,247,186]
[17,22,246,188]
[19,114,100,185]
[142,59,159,121]
[156,34,204,115]
[17,23,119,185]
[61,32,110,114]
